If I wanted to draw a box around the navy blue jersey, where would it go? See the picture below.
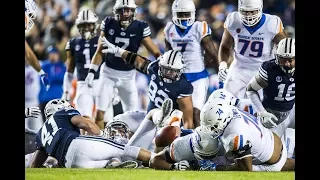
[146,60,193,112]
[101,17,151,71]
[65,36,100,81]
[35,107,81,167]
[258,60,295,111]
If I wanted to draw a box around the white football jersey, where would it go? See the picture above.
[219,107,275,164]
[168,133,197,162]
[164,21,212,73]
[224,12,284,70]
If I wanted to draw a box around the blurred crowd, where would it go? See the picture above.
[25,0,295,130]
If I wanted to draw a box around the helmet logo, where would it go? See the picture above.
[216,108,224,116]
[219,94,226,99]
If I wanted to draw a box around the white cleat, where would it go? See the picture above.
[155,98,173,128]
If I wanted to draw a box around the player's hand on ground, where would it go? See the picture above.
[218,61,229,82]
[258,111,278,128]
[85,72,94,88]
[101,36,124,57]
[173,160,190,171]
[25,107,41,118]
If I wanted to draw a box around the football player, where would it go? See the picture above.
[199,99,295,171]
[164,0,219,127]
[246,38,295,138]
[25,0,49,88]
[218,0,287,99]
[149,126,220,171]
[85,0,162,129]
[62,9,101,122]
[30,99,153,168]
[101,37,194,129]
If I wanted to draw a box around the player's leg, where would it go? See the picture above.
[252,140,288,171]
[65,136,149,168]
[95,75,116,129]
[191,77,209,127]
[117,77,139,112]
[224,65,255,99]
[25,127,37,155]
[74,81,95,118]
[282,128,295,158]
[270,109,294,138]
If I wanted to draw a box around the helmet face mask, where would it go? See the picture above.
[238,0,263,27]
[115,8,136,27]
[113,0,137,27]
[75,9,98,40]
[77,23,97,40]
[105,121,131,142]
[159,65,183,83]
[25,0,37,34]
[158,50,185,83]
[172,0,196,29]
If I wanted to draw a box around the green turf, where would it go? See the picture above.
[26,168,294,180]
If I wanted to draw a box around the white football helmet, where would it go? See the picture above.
[275,38,295,73]
[192,127,220,160]
[25,0,37,34]
[105,121,130,145]
[207,89,239,106]
[158,50,185,83]
[172,0,196,29]
[44,99,73,119]
[238,0,263,27]
[75,9,99,40]
[113,0,137,27]
[200,99,234,138]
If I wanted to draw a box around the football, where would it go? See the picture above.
[155,126,179,147]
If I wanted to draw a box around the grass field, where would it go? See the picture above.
[26,168,294,180]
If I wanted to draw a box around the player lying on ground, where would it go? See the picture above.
[199,99,295,171]
[30,99,153,168]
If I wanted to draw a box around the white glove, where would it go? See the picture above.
[173,160,190,171]
[258,111,278,128]
[218,61,229,82]
[85,72,94,88]
[61,92,70,102]
[25,107,41,118]
[100,36,125,57]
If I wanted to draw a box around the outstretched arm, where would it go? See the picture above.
[141,36,162,59]
[25,40,42,73]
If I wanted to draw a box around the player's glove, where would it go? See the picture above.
[61,92,70,102]
[101,36,125,57]
[85,72,94,88]
[172,160,190,171]
[198,159,217,171]
[218,61,229,82]
[25,107,41,118]
[38,70,50,90]
[258,111,278,128]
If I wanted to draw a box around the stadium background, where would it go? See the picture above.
[25,0,295,126]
